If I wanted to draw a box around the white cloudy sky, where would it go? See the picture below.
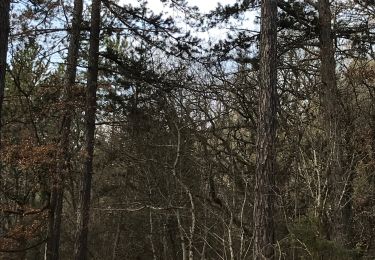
[185,0,237,12]
[118,0,256,41]
[120,0,238,13]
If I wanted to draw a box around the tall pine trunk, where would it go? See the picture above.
[253,0,278,259]
[45,0,83,259]
[318,0,353,250]
[0,0,10,145]
[73,0,101,259]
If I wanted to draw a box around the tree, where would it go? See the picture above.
[0,40,62,259]
[2,0,375,258]
[253,0,278,259]
[74,0,101,259]
[45,0,83,259]
[318,0,353,250]
[0,0,11,144]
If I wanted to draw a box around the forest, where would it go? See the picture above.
[0,0,374,259]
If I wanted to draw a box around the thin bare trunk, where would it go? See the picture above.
[172,124,195,260]
[177,210,187,260]
[188,190,195,260]
[163,223,168,260]
[240,180,248,260]
[253,0,278,259]
[73,0,101,259]
[149,210,157,260]
[111,223,121,260]
[228,213,235,260]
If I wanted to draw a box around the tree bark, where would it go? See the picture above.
[111,222,121,260]
[73,0,101,259]
[0,0,10,145]
[253,0,278,259]
[45,0,83,259]
[318,0,353,248]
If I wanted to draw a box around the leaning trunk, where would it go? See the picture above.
[73,0,101,259]
[45,0,83,259]
[253,0,278,259]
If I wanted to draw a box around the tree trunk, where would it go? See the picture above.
[73,0,101,259]
[0,0,10,145]
[111,223,121,260]
[318,0,353,249]
[45,0,83,259]
[253,0,278,259]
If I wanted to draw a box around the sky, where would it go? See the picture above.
[186,0,237,12]
[120,0,238,13]
[118,0,255,42]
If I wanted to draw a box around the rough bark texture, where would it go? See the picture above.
[45,0,83,259]
[73,0,101,259]
[253,0,277,259]
[0,0,11,144]
[318,0,353,249]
